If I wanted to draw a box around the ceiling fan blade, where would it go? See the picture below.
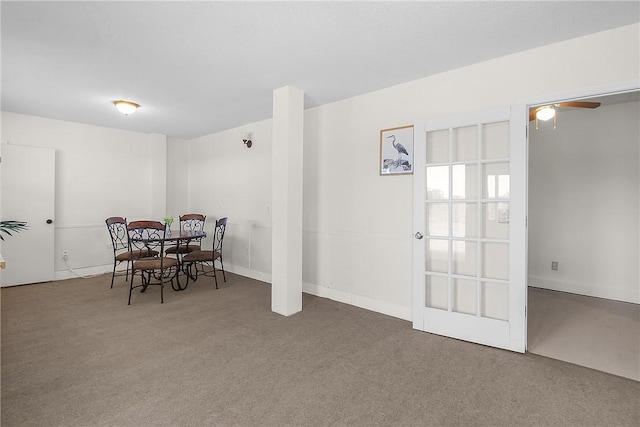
[556,101,601,109]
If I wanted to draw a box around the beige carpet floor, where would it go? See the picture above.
[528,287,640,381]
[2,273,639,426]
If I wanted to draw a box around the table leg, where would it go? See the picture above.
[172,264,189,291]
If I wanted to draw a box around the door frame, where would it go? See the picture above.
[520,81,640,110]
[519,80,640,350]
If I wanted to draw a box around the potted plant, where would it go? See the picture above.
[0,220,28,241]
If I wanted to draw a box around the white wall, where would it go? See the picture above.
[529,101,639,303]
[0,112,168,278]
[186,23,639,320]
[1,24,637,315]
[166,136,189,219]
[187,119,273,281]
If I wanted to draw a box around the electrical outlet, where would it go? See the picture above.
[62,250,69,260]
[551,261,558,271]
[245,246,250,256]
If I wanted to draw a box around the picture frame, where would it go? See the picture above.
[379,125,414,175]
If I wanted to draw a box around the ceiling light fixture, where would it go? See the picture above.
[113,100,139,115]
[535,106,556,130]
[536,106,555,121]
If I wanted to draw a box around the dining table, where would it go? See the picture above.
[131,229,207,291]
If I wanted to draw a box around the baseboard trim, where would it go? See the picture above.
[51,262,413,321]
[225,264,271,284]
[55,264,111,281]
[222,264,413,321]
[528,275,639,304]
[302,282,412,321]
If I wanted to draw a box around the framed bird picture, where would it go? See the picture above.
[379,125,414,175]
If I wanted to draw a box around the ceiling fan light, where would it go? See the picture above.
[536,106,555,121]
[114,100,139,115]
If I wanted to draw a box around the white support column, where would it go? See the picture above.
[271,86,304,316]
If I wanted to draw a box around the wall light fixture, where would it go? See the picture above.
[242,132,253,148]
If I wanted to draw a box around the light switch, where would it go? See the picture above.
[498,208,509,224]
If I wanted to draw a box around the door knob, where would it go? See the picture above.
[46,219,53,224]
[414,232,423,239]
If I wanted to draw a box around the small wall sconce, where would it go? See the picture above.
[241,132,253,148]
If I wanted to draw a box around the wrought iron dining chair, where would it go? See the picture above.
[183,217,227,289]
[127,220,179,304]
[165,213,206,256]
[105,216,158,289]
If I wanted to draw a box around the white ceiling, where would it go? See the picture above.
[2,1,639,139]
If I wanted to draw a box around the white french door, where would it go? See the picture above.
[412,106,527,352]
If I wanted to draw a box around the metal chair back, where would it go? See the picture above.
[212,217,227,253]
[180,214,206,233]
[106,216,128,252]
[127,220,165,254]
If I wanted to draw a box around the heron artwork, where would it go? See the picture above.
[382,134,412,173]
[387,134,408,159]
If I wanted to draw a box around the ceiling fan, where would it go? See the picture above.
[529,101,601,128]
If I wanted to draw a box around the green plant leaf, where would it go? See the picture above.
[0,221,28,241]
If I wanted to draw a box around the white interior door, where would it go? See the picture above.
[412,106,527,352]
[1,144,56,286]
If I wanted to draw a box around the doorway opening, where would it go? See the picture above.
[526,90,640,380]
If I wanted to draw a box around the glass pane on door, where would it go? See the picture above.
[426,275,448,310]
[425,239,448,273]
[483,163,510,199]
[452,125,477,162]
[481,281,509,320]
[452,203,477,238]
[452,164,478,199]
[482,121,509,159]
[426,203,449,237]
[483,202,509,239]
[426,166,449,200]
[426,129,449,163]
[482,242,509,280]
[452,240,477,276]
[424,120,512,318]
[453,278,477,315]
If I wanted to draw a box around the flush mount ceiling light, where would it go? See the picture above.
[113,100,139,115]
